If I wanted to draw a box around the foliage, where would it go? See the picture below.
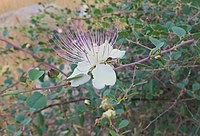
[0,0,200,135]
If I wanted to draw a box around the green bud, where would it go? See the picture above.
[48,69,59,78]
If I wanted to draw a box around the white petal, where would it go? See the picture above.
[109,49,125,59]
[77,61,92,73]
[92,64,116,89]
[67,61,91,87]
[98,42,113,61]
[67,67,91,87]
[67,67,83,79]
[70,74,91,87]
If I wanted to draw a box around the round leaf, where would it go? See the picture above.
[172,26,186,37]
[15,114,25,123]
[23,117,32,126]
[28,69,44,81]
[26,92,47,109]
[118,120,129,129]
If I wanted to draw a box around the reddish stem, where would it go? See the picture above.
[115,39,195,70]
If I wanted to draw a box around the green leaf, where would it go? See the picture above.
[149,36,162,46]
[66,74,85,81]
[4,77,12,85]
[101,117,110,126]
[34,125,43,136]
[15,114,25,123]
[186,90,194,97]
[106,7,113,13]
[118,31,129,38]
[30,108,37,114]
[151,42,164,54]
[172,26,186,37]
[177,78,189,88]
[6,125,16,132]
[172,51,182,60]
[118,120,129,129]
[180,105,187,116]
[41,81,50,88]
[93,8,101,14]
[186,90,200,101]
[33,46,41,54]
[3,28,10,36]
[120,130,132,135]
[36,113,45,126]
[14,130,22,136]
[75,103,86,114]
[192,82,200,91]
[109,129,117,136]
[23,117,32,126]
[115,109,124,115]
[108,94,117,101]
[165,21,174,29]
[134,81,148,86]
[125,91,139,99]
[101,21,110,28]
[26,92,47,109]
[132,30,140,39]
[103,89,111,96]
[128,18,136,25]
[3,90,22,96]
[60,64,65,70]
[28,69,44,81]
[193,32,200,43]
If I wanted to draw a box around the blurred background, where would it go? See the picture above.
[0,0,79,14]
[0,0,80,84]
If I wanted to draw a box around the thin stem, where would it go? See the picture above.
[115,39,195,70]
[0,63,43,95]
[22,83,70,93]
[140,88,186,132]
[0,38,68,77]
[123,66,136,99]
[127,39,152,50]
[0,81,20,95]
[32,98,85,115]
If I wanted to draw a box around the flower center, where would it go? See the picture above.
[84,42,112,66]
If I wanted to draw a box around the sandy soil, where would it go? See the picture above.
[0,0,80,13]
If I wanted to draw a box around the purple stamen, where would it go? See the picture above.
[50,24,118,64]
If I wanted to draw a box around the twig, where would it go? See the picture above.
[127,39,152,50]
[71,9,153,20]
[123,66,136,99]
[0,64,43,95]
[32,98,85,115]
[135,64,200,72]
[0,38,68,77]
[115,39,195,70]
[140,88,186,132]
[21,83,70,93]
[0,81,20,95]
[188,11,200,21]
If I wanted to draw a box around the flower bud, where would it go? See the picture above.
[155,55,161,59]
[84,99,90,105]
[48,69,59,78]
[56,28,63,33]
[100,97,114,110]
[102,109,116,119]
[146,17,151,23]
